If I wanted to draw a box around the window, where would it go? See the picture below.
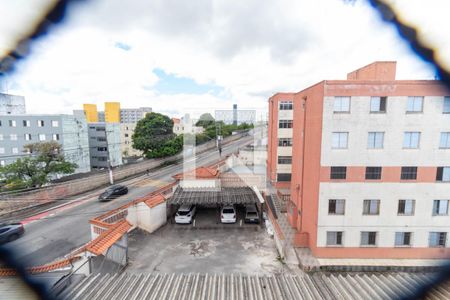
[23,120,30,127]
[0,148,4,154]
[365,167,382,180]
[429,232,447,247]
[436,167,450,182]
[12,147,19,154]
[367,132,384,149]
[24,134,32,141]
[97,147,108,151]
[432,200,449,216]
[330,166,346,179]
[10,134,17,141]
[401,167,417,180]
[124,133,129,137]
[440,132,450,149]
[278,120,293,128]
[37,120,45,127]
[395,232,412,247]
[370,96,387,113]
[39,134,46,141]
[278,156,292,164]
[328,199,345,215]
[52,134,60,141]
[444,96,450,113]
[277,173,291,182]
[326,232,343,246]
[9,120,16,127]
[96,126,106,131]
[403,132,420,149]
[51,120,59,127]
[398,200,415,215]
[279,101,293,110]
[278,138,292,147]
[361,232,377,246]
[97,157,107,162]
[363,200,380,215]
[333,96,350,113]
[332,132,348,149]
[406,96,423,112]
[97,137,107,142]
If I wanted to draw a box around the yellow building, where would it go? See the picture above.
[83,104,98,122]
[105,102,120,123]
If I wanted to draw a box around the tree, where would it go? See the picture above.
[195,113,215,128]
[132,112,182,158]
[0,141,77,190]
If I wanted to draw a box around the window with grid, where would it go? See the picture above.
[367,132,384,149]
[38,134,46,141]
[361,232,377,246]
[398,200,415,216]
[277,173,291,182]
[403,132,421,149]
[440,132,450,149]
[429,232,447,247]
[37,120,44,127]
[401,167,417,180]
[278,120,293,128]
[9,120,16,127]
[328,199,345,215]
[277,156,292,164]
[278,138,292,147]
[365,167,382,180]
[370,96,387,113]
[332,132,348,149]
[444,96,450,113]
[51,120,59,127]
[406,96,423,112]
[23,120,30,127]
[395,232,412,246]
[333,96,350,113]
[330,166,346,179]
[279,101,293,110]
[436,167,450,182]
[24,133,32,141]
[432,200,449,216]
[52,134,60,141]
[10,134,17,141]
[326,231,343,246]
[363,200,380,215]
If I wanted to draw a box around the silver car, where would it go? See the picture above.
[175,204,196,224]
[221,205,236,223]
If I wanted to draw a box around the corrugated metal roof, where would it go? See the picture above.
[57,272,450,300]
[168,187,259,205]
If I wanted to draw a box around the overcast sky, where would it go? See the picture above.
[0,0,449,119]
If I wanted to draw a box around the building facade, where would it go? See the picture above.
[268,61,450,259]
[104,102,120,123]
[0,93,26,115]
[0,114,91,173]
[120,123,142,157]
[87,122,123,169]
[120,107,152,123]
[83,103,151,124]
[83,104,99,123]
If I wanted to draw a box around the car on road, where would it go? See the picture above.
[98,185,128,201]
[175,204,196,224]
[0,223,25,244]
[221,205,237,223]
[244,205,260,224]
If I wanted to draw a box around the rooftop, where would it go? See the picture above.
[168,187,259,205]
[173,166,219,180]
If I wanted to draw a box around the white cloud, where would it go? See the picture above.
[1,0,446,118]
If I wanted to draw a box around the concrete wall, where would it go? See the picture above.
[180,179,220,189]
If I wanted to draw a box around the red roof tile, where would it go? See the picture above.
[144,194,165,208]
[0,256,81,276]
[86,220,131,256]
[173,167,219,180]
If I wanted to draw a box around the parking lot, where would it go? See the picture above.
[126,221,290,275]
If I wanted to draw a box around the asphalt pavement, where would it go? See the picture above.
[4,136,253,267]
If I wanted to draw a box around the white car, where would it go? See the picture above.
[221,205,237,223]
[175,204,196,224]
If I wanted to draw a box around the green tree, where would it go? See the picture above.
[0,141,77,190]
[195,113,215,128]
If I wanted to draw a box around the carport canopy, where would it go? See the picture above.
[168,187,259,206]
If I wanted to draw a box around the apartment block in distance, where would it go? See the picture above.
[268,61,450,259]
[104,102,120,123]
[0,93,26,115]
[83,104,99,123]
[87,122,123,169]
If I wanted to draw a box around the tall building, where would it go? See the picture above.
[83,104,99,122]
[104,102,120,123]
[0,114,91,173]
[120,107,152,123]
[0,93,26,115]
[268,61,450,259]
[120,123,142,157]
[87,122,122,169]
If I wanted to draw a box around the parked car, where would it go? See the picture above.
[175,204,196,224]
[0,223,25,244]
[98,185,128,201]
[221,205,237,223]
[244,205,260,223]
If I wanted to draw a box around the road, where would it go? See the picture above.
[4,136,254,267]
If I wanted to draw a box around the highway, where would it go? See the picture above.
[4,135,254,267]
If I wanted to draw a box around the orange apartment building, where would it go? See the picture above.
[268,61,450,259]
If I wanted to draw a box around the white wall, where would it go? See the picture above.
[180,179,220,189]
[135,202,167,233]
[321,96,450,166]
[278,128,293,138]
[278,110,293,120]
[317,182,450,247]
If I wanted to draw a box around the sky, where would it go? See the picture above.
[0,0,449,119]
